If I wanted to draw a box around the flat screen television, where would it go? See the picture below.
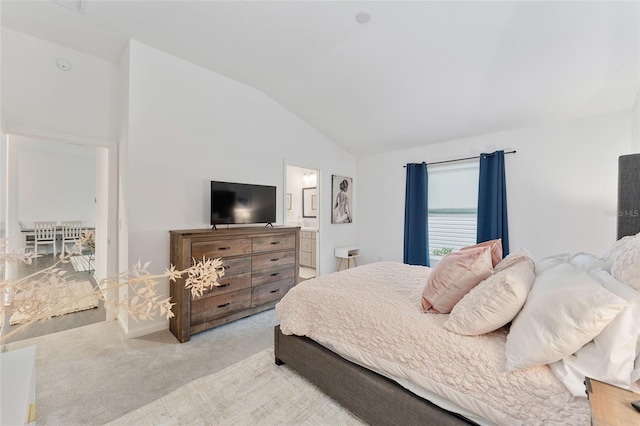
[210,181,277,226]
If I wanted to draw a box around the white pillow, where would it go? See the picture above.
[550,270,640,396]
[505,262,628,371]
[493,247,533,273]
[603,232,640,290]
[535,253,571,274]
[444,257,535,336]
[568,252,612,273]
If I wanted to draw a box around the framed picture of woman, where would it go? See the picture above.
[331,175,353,224]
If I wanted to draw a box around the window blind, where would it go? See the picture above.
[428,210,477,254]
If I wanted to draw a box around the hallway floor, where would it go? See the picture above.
[300,266,316,281]
[2,254,105,344]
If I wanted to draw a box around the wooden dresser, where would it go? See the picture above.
[169,226,300,342]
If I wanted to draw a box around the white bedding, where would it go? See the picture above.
[276,261,590,426]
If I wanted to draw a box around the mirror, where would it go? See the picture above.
[302,187,317,218]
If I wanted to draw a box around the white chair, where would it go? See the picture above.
[61,221,83,255]
[33,221,58,256]
[19,221,35,253]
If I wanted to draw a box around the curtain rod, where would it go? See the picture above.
[404,150,516,167]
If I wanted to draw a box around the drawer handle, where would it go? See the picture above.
[270,241,280,245]
[270,272,280,277]
[218,247,231,251]
[217,302,230,308]
[270,258,280,262]
[218,283,229,288]
[269,289,280,294]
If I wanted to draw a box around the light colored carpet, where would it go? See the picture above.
[107,348,364,426]
[10,281,98,325]
[70,255,93,272]
[5,309,352,425]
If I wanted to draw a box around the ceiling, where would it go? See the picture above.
[2,1,639,156]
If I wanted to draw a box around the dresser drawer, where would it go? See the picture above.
[252,234,296,253]
[191,288,251,325]
[192,272,251,300]
[192,238,251,259]
[252,265,295,287]
[252,250,296,271]
[251,280,294,307]
[301,238,312,252]
[218,256,251,276]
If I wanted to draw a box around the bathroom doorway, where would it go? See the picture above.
[285,164,320,281]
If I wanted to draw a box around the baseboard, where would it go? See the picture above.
[117,316,169,340]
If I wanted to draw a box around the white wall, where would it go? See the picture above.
[357,109,634,264]
[1,29,121,314]
[1,29,119,143]
[15,136,96,229]
[0,3,4,238]
[117,43,131,328]
[632,89,639,152]
[0,131,5,238]
[124,40,356,337]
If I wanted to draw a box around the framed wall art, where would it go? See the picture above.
[302,187,317,218]
[331,175,353,224]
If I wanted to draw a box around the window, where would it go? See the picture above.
[428,162,479,263]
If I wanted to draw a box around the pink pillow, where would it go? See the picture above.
[461,239,503,267]
[421,246,494,313]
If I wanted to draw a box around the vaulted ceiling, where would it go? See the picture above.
[2,1,639,156]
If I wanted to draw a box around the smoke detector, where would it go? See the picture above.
[356,11,371,24]
[56,58,72,71]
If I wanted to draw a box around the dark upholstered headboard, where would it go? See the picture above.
[618,153,640,239]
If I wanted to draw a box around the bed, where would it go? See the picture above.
[273,155,640,425]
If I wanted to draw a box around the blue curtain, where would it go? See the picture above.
[404,162,429,266]
[477,150,509,256]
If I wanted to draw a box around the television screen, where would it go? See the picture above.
[210,181,277,225]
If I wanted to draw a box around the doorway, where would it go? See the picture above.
[4,133,116,342]
[285,164,320,281]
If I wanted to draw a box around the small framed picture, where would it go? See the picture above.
[331,175,353,224]
[303,187,317,218]
[286,193,292,210]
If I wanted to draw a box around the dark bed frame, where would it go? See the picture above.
[273,154,640,425]
[274,325,477,425]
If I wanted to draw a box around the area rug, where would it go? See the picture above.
[107,348,365,425]
[70,255,93,272]
[10,281,99,325]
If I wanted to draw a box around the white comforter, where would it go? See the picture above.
[276,262,590,426]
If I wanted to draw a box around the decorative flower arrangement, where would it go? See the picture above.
[0,232,224,343]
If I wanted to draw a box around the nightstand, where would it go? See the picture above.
[335,246,360,271]
[585,377,640,426]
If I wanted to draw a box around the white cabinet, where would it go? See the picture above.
[300,230,316,268]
